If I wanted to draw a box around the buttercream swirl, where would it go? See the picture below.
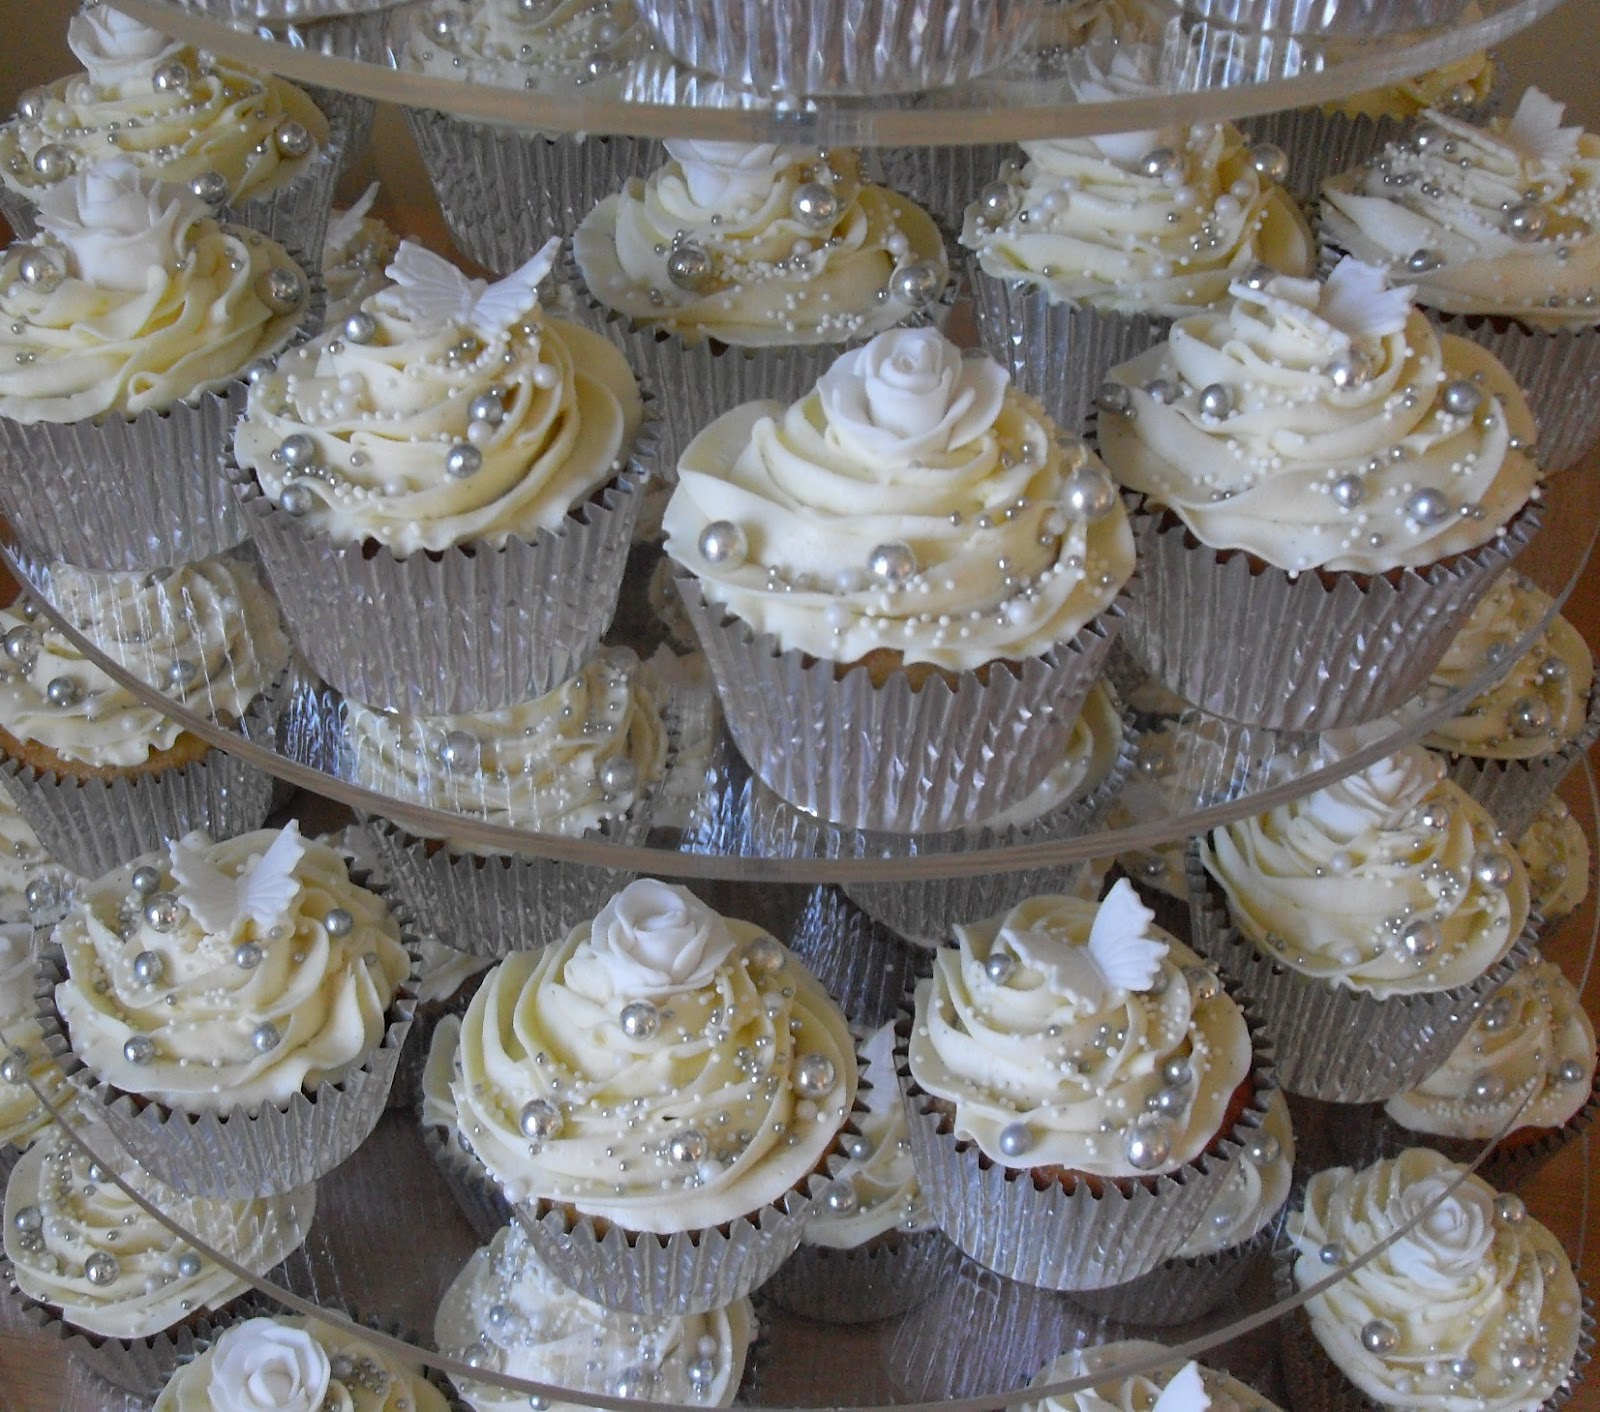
[435,1222,754,1412]
[664,327,1135,672]
[2,1128,315,1340]
[0,7,328,206]
[1421,575,1595,760]
[1384,957,1596,1138]
[1320,88,1600,329]
[233,254,643,555]
[1173,1087,1293,1258]
[1097,263,1540,573]
[451,880,857,1231]
[54,827,411,1111]
[1202,745,1530,996]
[1516,798,1590,921]
[1021,1340,1285,1412]
[153,1315,451,1412]
[0,162,306,422]
[344,647,669,849]
[573,143,948,346]
[0,792,74,924]
[323,185,397,325]
[403,0,643,91]
[906,882,1254,1177]
[0,922,73,1149]
[1288,1148,1584,1411]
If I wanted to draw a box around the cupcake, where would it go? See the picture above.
[0,921,75,1167]
[0,5,336,257]
[152,1314,451,1412]
[0,787,75,925]
[0,558,286,876]
[763,1021,954,1324]
[321,182,398,325]
[435,1222,754,1412]
[1319,87,1600,470]
[898,880,1268,1291]
[1283,1148,1589,1412]
[349,646,671,957]
[572,139,949,476]
[450,878,858,1313]
[1517,797,1591,922]
[1417,574,1599,838]
[963,48,1314,437]
[0,162,313,571]
[1192,744,1534,1101]
[418,1013,513,1242]
[4,1127,316,1395]
[47,823,415,1196]
[232,238,650,715]
[1019,1340,1287,1412]
[1096,258,1542,730]
[664,325,1135,832]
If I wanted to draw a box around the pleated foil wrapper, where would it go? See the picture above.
[678,578,1126,833]
[1177,0,1466,36]
[877,144,1016,235]
[1186,852,1537,1103]
[218,151,339,295]
[1061,1221,1275,1327]
[970,265,1171,439]
[1121,500,1541,732]
[635,0,1043,95]
[239,465,648,715]
[894,1009,1278,1292]
[310,87,376,177]
[1241,109,1413,203]
[759,1227,960,1325]
[786,886,922,1030]
[1441,678,1600,840]
[1430,310,1600,474]
[406,111,662,275]
[420,1121,516,1244]
[34,929,418,1199]
[168,0,415,22]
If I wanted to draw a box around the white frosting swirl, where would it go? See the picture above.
[211,1320,330,1412]
[1173,1087,1293,1258]
[1516,798,1591,921]
[664,329,1135,672]
[34,159,206,291]
[2,1128,315,1339]
[1288,1148,1584,1411]
[1097,264,1540,574]
[0,791,74,925]
[1021,1340,1284,1412]
[1202,746,1529,996]
[451,884,857,1231]
[401,0,639,90]
[67,6,183,86]
[435,1222,754,1412]
[906,883,1254,1177]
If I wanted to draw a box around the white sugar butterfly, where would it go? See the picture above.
[997,878,1168,1007]
[1150,1362,1211,1412]
[1318,257,1416,341]
[169,822,307,934]
[1502,88,1582,169]
[383,237,561,341]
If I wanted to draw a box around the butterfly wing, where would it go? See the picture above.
[168,831,242,935]
[386,241,483,328]
[1149,1362,1207,1412]
[470,237,561,339]
[1319,258,1414,341]
[1084,878,1168,996]
[238,821,308,930]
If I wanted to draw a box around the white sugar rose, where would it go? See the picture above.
[1389,1172,1495,1287]
[663,139,809,208]
[33,159,206,291]
[208,1319,331,1412]
[67,5,182,86]
[817,328,1009,468]
[1299,745,1443,841]
[587,880,736,997]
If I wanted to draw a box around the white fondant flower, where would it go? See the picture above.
[381,238,558,342]
[587,880,736,998]
[208,1319,331,1412]
[1388,1170,1495,1288]
[169,822,307,935]
[1298,746,1443,842]
[32,159,206,292]
[1151,1362,1212,1412]
[817,329,1008,468]
[1062,46,1184,164]
[1318,258,1415,341]
[663,140,808,209]
[1502,87,1583,169]
[998,879,1168,1007]
[66,4,181,85]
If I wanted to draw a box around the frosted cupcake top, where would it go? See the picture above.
[345,647,669,850]
[436,1222,754,1412]
[404,0,638,90]
[0,790,74,925]
[962,54,1311,318]
[1021,1340,1284,1412]
[1516,798,1591,921]
[1173,1087,1293,1259]
[0,921,73,1149]
[0,161,307,421]
[1096,259,1540,574]
[322,183,398,325]
[1385,957,1596,1139]
[235,240,643,555]
[664,326,1135,673]
[573,141,949,346]
[451,879,857,1232]
[1325,46,1494,122]
[1422,575,1595,760]
[1202,745,1529,996]
[1288,1148,1584,1412]
[1320,88,1600,330]
[3,1129,315,1340]
[154,1315,451,1412]
[906,881,1254,1178]
[54,825,412,1111]
[0,6,329,206]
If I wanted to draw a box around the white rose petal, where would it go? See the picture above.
[587,880,736,998]
[208,1319,331,1412]
[663,139,809,208]
[1388,1172,1494,1287]
[67,5,182,86]
[33,159,207,291]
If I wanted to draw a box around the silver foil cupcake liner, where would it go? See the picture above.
[678,578,1126,833]
[1177,0,1467,37]
[786,885,922,1030]
[760,1227,960,1324]
[1237,108,1410,202]
[168,0,415,23]
[1442,678,1600,839]
[239,464,649,715]
[895,1008,1277,1291]
[635,0,1043,95]
[1431,310,1600,475]
[420,1120,517,1244]
[878,145,1016,235]
[1122,500,1541,731]
[1061,1221,1275,1327]
[1187,851,1537,1103]
[970,265,1171,439]
[219,149,340,294]
[35,929,418,1199]
[405,110,662,275]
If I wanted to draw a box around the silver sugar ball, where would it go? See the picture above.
[251,1022,281,1052]
[1505,202,1547,241]
[1449,1357,1477,1381]
[1144,378,1179,404]
[468,391,505,426]
[687,1358,717,1386]
[1360,1319,1398,1354]
[519,1098,562,1142]
[1125,1120,1171,1170]
[997,1121,1033,1158]
[439,730,480,771]
[1558,1059,1588,1083]
[1404,488,1451,525]
[889,260,942,307]
[1505,1342,1540,1372]
[977,180,1018,221]
[143,893,182,932]
[15,247,61,291]
[1472,849,1514,889]
[614,1368,652,1400]
[31,144,72,183]
[1248,1132,1282,1164]
[984,951,1016,985]
[122,1035,156,1066]
[1510,696,1552,737]
[1324,349,1373,388]
[84,1252,120,1287]
[1406,247,1443,273]
[1242,262,1275,290]
[277,485,311,519]
[793,1052,837,1099]
[1331,474,1366,509]
[44,676,81,708]
[619,999,659,1039]
[131,866,162,897]
[1062,465,1117,521]
[1183,965,1220,1002]
[1096,381,1132,415]
[598,757,637,796]
[1248,142,1289,182]
[234,941,263,969]
[1161,1056,1192,1086]
[868,540,918,585]
[1138,146,1180,179]
[277,433,316,470]
[261,266,304,313]
[131,951,164,987]
[790,181,838,230]
[665,243,713,291]
[190,170,229,205]
[12,1206,41,1233]
[274,121,312,159]
[15,91,46,122]
[324,908,353,937]
[2,625,36,667]
[1319,1241,1343,1265]
[176,1252,203,1278]
[1441,379,1482,416]
[697,519,747,568]
[1197,383,1233,419]
[822,1179,857,1213]
[1401,919,1441,958]
[1480,997,1512,1031]
[1494,1192,1526,1224]
[1471,1071,1507,1102]
[342,310,377,344]
[1150,1085,1187,1115]
[445,443,483,478]
[0,1053,25,1085]
[743,935,785,976]
[668,1127,708,1164]
[166,658,197,690]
